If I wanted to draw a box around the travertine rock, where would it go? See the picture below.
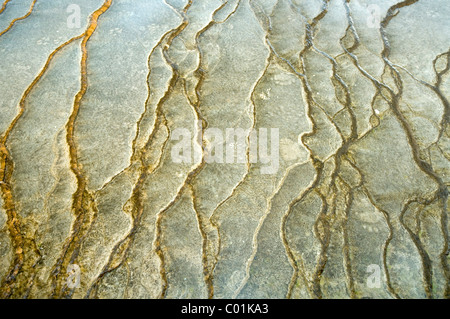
[0,0,448,299]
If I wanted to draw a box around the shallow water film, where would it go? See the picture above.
[0,0,449,299]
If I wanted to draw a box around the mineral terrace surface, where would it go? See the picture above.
[0,0,449,299]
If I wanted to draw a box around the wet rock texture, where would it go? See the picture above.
[0,0,449,299]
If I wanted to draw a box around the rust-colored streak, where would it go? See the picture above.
[0,0,37,38]
[67,0,112,177]
[0,33,84,298]
[49,0,113,298]
[0,0,12,15]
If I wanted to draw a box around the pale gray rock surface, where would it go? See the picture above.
[0,0,448,299]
